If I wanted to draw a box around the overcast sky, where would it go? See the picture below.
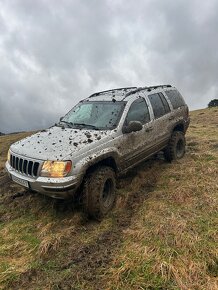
[0,0,218,133]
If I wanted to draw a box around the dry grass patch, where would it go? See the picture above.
[0,108,217,289]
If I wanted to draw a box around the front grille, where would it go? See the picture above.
[10,154,40,177]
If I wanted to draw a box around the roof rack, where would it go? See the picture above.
[122,84,172,100]
[86,84,172,100]
[88,87,137,98]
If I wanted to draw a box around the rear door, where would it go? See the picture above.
[145,92,172,151]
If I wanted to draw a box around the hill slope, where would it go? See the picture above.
[0,108,217,289]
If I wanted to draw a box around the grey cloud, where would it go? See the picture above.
[0,0,218,133]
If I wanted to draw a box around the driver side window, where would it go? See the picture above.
[125,98,150,125]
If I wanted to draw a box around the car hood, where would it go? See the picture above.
[10,126,111,160]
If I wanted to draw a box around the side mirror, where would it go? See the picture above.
[59,117,64,122]
[123,121,143,134]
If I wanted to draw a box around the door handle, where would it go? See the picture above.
[145,127,153,132]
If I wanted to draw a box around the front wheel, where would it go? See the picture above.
[82,166,116,220]
[164,131,186,162]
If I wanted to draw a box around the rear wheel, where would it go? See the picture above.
[82,166,116,219]
[164,131,186,162]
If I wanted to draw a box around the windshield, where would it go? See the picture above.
[61,101,126,130]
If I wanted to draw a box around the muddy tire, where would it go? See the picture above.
[82,166,116,220]
[164,131,186,162]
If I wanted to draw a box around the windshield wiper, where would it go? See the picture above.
[73,123,100,130]
[59,120,74,128]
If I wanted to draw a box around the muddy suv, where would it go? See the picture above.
[6,85,190,218]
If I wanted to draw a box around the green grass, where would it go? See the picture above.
[0,107,218,289]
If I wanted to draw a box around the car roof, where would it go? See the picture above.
[85,85,174,102]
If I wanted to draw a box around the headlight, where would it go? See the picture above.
[7,150,10,162]
[40,161,72,178]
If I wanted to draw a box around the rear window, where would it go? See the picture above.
[165,90,186,109]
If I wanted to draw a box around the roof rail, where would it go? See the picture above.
[122,84,172,100]
[123,87,147,99]
[88,87,137,98]
[146,84,172,91]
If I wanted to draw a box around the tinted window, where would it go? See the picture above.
[148,93,166,118]
[165,90,186,109]
[126,98,150,124]
[159,93,170,113]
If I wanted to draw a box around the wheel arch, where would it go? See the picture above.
[172,122,185,133]
[85,156,118,175]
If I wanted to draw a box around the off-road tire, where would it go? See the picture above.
[82,166,116,220]
[164,131,186,162]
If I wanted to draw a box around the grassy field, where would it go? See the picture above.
[0,108,217,290]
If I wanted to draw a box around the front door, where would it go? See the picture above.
[118,97,154,170]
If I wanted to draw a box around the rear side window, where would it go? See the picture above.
[148,93,169,119]
[126,98,150,124]
[159,93,170,113]
[165,90,186,109]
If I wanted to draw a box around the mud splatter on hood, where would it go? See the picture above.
[10,126,111,160]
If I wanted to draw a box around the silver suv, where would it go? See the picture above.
[5,85,190,218]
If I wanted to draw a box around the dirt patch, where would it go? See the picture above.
[210,143,218,150]
[207,259,218,277]
[187,141,199,147]
[0,175,10,186]
[61,229,121,268]
[186,141,200,153]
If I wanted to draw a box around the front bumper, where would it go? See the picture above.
[5,161,82,199]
